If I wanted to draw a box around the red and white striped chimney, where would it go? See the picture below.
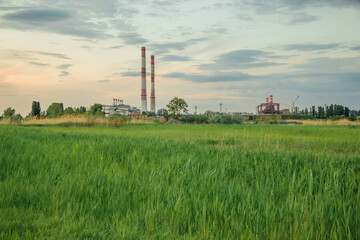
[270,95,273,103]
[141,47,147,113]
[266,97,269,104]
[150,55,155,113]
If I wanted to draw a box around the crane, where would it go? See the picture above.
[291,96,300,114]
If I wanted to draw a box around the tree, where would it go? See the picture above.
[317,106,325,119]
[344,107,350,117]
[3,107,15,119]
[14,113,23,120]
[311,106,317,117]
[305,107,309,115]
[87,104,104,116]
[47,103,64,118]
[75,106,86,115]
[64,107,75,115]
[31,101,41,117]
[329,104,334,117]
[40,111,46,119]
[166,97,188,116]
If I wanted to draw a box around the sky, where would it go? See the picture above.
[0,0,360,116]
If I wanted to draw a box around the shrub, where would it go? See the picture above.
[231,113,244,124]
[348,116,357,122]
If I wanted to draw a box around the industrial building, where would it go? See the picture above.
[257,95,289,115]
[102,99,140,117]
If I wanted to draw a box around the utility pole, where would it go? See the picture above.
[195,106,198,115]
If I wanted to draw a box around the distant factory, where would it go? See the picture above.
[102,99,140,117]
[103,47,156,117]
[257,95,290,115]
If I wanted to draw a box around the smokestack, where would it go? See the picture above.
[113,98,115,105]
[141,47,147,113]
[150,55,155,113]
[270,95,273,103]
[266,97,269,104]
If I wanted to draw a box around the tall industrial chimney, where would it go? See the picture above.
[150,55,155,113]
[141,47,147,113]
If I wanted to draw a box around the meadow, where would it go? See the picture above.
[0,124,359,239]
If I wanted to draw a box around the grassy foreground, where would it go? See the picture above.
[0,124,359,239]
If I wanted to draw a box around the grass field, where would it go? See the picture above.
[1,124,359,239]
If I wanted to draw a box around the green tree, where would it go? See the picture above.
[3,107,15,119]
[166,97,188,116]
[47,103,64,118]
[75,106,86,115]
[64,107,75,115]
[87,104,104,116]
[305,107,309,115]
[40,111,46,119]
[311,106,316,117]
[14,113,23,120]
[31,101,41,117]
[329,104,334,117]
[317,106,325,119]
[344,107,350,117]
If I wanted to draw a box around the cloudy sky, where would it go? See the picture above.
[1,0,360,115]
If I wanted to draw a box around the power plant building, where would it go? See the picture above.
[257,95,289,114]
[102,99,140,117]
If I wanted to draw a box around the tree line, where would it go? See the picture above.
[1,101,104,120]
[292,104,359,121]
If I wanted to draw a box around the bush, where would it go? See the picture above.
[329,116,345,121]
[231,113,244,124]
[171,111,244,124]
[220,114,232,124]
[194,114,207,124]
[207,112,221,124]
[180,115,195,123]
[14,114,23,121]
[281,115,315,120]
[348,116,357,122]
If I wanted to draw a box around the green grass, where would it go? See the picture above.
[0,124,359,239]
